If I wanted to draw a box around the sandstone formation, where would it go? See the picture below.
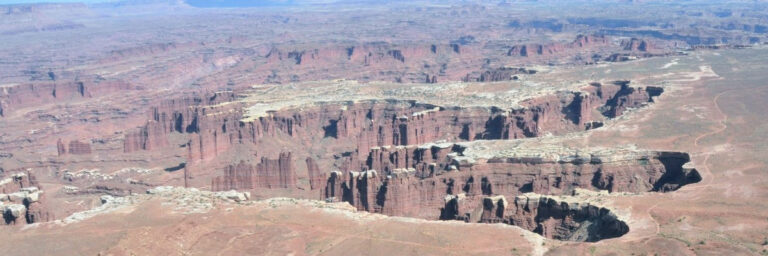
[114,79,682,236]
[326,141,700,220]
[0,80,132,117]
[210,153,296,191]
[470,67,537,82]
[2,1,753,250]
[1,71,688,242]
[123,120,169,153]
[123,91,238,154]
[306,157,327,191]
[0,172,53,225]
[621,38,652,52]
[507,35,608,58]
[126,80,663,166]
[235,41,486,83]
[57,139,92,156]
[444,193,629,242]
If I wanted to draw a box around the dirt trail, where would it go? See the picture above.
[622,85,733,244]
[691,89,731,187]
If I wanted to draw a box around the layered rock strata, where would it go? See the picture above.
[444,193,629,242]
[57,139,92,156]
[327,142,700,220]
[126,81,663,166]
[210,153,296,191]
[0,80,132,117]
[465,67,538,82]
[0,171,53,225]
[507,35,608,57]
[113,79,694,242]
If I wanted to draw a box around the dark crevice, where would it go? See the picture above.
[323,120,339,138]
[653,153,702,192]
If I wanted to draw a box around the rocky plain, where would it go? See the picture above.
[1,0,768,255]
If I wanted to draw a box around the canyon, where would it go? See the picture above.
[1,1,767,255]
[97,77,697,241]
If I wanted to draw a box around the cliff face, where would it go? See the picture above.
[123,120,169,152]
[585,81,664,118]
[265,43,468,67]
[621,38,653,52]
[255,42,479,83]
[472,194,629,242]
[106,42,188,62]
[57,139,92,156]
[176,34,677,85]
[115,80,689,237]
[325,144,700,219]
[123,91,238,153]
[468,67,537,82]
[266,42,469,66]
[210,152,296,191]
[125,81,662,167]
[507,35,609,57]
[305,157,327,191]
[120,80,669,205]
[1,171,53,225]
[0,80,132,117]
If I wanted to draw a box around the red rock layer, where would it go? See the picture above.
[507,35,608,57]
[123,120,169,152]
[124,81,664,199]
[240,41,485,83]
[326,144,700,219]
[210,152,296,191]
[22,202,53,225]
[0,171,36,194]
[56,139,66,156]
[57,139,92,155]
[123,91,238,153]
[621,38,652,52]
[0,80,132,117]
[306,157,326,190]
[466,67,537,82]
[585,81,664,117]
[265,42,471,69]
[0,171,54,225]
[472,195,629,242]
[106,42,188,62]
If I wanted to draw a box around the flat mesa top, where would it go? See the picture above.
[454,139,662,164]
[388,136,666,165]
[236,78,583,121]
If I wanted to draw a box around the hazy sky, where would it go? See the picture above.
[1,0,303,8]
[1,0,110,3]
[0,0,297,6]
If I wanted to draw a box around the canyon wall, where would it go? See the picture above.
[126,81,663,165]
[465,194,629,242]
[210,153,296,191]
[227,34,639,84]
[466,67,537,82]
[260,42,475,82]
[117,81,670,200]
[0,171,53,225]
[115,80,693,241]
[507,35,608,57]
[57,139,92,156]
[123,91,238,153]
[326,145,700,219]
[265,42,470,67]
[0,80,132,117]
